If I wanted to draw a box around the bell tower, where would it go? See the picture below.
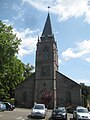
[34,13,58,108]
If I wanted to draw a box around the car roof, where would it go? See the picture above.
[35,103,45,105]
[34,103,45,107]
[76,106,87,109]
[55,107,65,109]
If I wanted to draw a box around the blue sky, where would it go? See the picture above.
[0,0,90,85]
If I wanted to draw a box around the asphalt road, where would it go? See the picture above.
[0,108,30,120]
[0,108,73,120]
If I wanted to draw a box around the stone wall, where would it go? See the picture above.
[56,71,82,107]
[15,73,35,108]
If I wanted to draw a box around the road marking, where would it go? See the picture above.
[16,117,23,119]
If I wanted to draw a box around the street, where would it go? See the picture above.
[0,108,73,120]
[0,108,30,120]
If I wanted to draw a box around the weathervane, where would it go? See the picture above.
[48,6,50,13]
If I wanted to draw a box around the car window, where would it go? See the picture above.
[58,107,66,112]
[56,109,62,112]
[77,108,88,113]
[34,105,44,109]
[55,108,66,113]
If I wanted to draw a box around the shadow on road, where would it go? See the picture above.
[26,116,74,120]
[27,114,31,118]
[26,114,47,120]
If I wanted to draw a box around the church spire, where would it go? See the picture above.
[41,13,53,37]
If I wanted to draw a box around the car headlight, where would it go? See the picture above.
[62,113,66,115]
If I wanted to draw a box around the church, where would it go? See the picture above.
[15,13,82,108]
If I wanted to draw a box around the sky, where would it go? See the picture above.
[0,0,90,86]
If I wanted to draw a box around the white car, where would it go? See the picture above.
[31,103,47,118]
[73,106,90,120]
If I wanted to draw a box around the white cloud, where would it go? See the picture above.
[62,40,90,62]
[13,28,39,58]
[52,0,88,21]
[23,0,49,12]
[58,58,62,64]
[3,19,14,26]
[11,4,25,21]
[22,0,90,23]
[2,19,38,59]
[76,78,90,85]
[84,0,90,23]
[84,57,90,62]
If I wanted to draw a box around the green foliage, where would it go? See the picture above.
[0,21,34,101]
[80,83,89,98]
[24,63,34,79]
[80,83,89,107]
[0,21,21,77]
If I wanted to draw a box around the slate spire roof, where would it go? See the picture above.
[41,13,53,37]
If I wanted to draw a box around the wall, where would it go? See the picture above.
[15,73,35,108]
[56,71,82,107]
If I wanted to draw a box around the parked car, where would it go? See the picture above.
[31,103,47,118]
[3,102,15,111]
[0,101,6,111]
[73,106,90,120]
[51,107,67,120]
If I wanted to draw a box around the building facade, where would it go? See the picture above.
[15,13,82,108]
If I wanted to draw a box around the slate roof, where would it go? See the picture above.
[41,13,53,37]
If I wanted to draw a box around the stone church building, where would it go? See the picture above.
[15,13,82,108]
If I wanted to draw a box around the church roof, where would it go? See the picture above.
[41,13,53,37]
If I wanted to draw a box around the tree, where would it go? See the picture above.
[0,21,34,101]
[24,63,34,79]
[0,21,24,100]
[80,83,89,107]
[4,57,25,98]
[0,21,21,77]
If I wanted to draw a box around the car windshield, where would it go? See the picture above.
[34,105,44,109]
[77,108,88,113]
[55,107,66,113]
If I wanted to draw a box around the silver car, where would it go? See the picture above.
[31,103,47,118]
[73,106,90,120]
